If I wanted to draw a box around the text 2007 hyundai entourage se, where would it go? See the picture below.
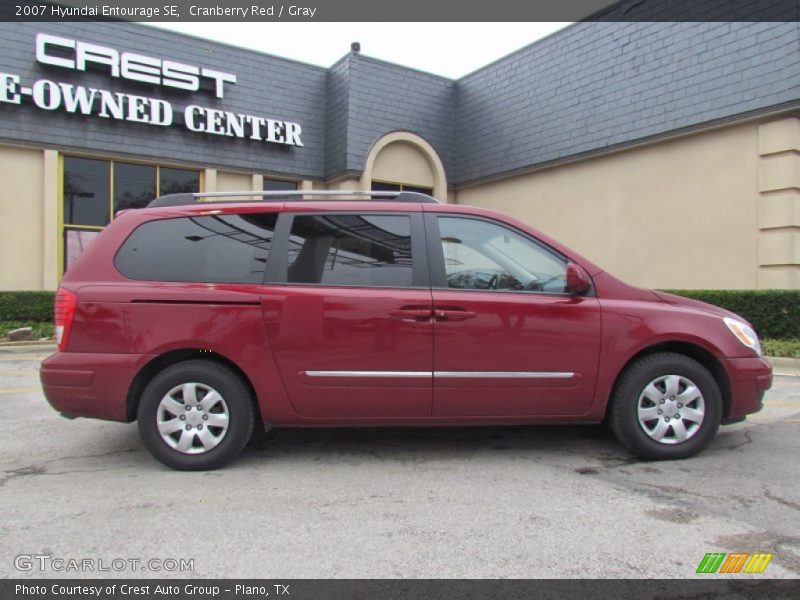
[40,190,772,470]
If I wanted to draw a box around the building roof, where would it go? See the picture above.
[0,21,797,186]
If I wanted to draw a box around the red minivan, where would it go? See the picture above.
[41,190,772,470]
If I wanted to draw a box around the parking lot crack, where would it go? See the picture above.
[0,464,46,487]
[764,489,800,512]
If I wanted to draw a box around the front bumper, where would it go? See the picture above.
[720,356,773,421]
[40,352,153,422]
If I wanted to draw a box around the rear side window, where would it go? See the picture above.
[285,214,413,287]
[115,213,278,284]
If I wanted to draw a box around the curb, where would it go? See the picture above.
[0,340,55,348]
[768,357,800,377]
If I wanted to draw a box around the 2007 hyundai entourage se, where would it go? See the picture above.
[41,190,772,470]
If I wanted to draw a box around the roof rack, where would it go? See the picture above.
[146,189,439,208]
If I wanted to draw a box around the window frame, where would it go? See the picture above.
[113,211,280,285]
[424,213,592,297]
[58,152,203,276]
[266,211,430,289]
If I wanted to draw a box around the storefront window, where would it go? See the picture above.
[62,157,200,273]
[263,179,298,191]
[371,180,433,196]
[160,167,200,195]
[63,157,110,227]
[114,163,156,213]
[63,228,101,272]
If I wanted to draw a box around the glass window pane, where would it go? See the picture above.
[286,214,413,287]
[115,213,278,284]
[402,184,433,195]
[114,162,156,215]
[63,157,110,226]
[371,181,401,192]
[263,179,298,191]
[438,217,567,293]
[160,167,199,195]
[64,227,100,272]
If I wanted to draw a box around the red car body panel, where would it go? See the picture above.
[40,200,772,428]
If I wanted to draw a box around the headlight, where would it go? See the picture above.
[723,317,762,356]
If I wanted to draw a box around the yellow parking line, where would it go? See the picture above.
[0,386,42,395]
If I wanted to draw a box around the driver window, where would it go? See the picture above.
[438,216,568,293]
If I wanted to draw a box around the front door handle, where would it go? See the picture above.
[389,308,434,321]
[434,309,477,321]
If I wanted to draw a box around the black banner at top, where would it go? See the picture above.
[1,0,798,22]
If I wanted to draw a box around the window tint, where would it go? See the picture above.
[286,214,413,287]
[63,157,110,226]
[115,213,278,284]
[114,163,156,214]
[263,179,298,191]
[438,217,567,293]
[159,167,199,195]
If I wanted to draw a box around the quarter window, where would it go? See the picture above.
[115,213,278,284]
[285,214,414,287]
[437,216,568,293]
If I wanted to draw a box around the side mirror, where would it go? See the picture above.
[566,262,592,295]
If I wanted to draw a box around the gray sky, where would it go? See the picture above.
[147,22,570,79]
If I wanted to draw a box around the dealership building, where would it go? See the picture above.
[0,20,798,291]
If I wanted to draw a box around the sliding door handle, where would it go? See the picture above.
[389,308,433,321]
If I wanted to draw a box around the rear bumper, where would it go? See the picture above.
[720,356,773,421]
[40,352,153,422]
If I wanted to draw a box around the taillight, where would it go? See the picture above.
[54,287,77,352]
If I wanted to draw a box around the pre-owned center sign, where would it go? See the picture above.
[0,33,304,147]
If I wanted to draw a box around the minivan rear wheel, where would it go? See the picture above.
[137,360,254,470]
[609,352,722,460]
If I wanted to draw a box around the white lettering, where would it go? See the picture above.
[97,89,124,119]
[246,115,265,140]
[0,73,21,104]
[162,61,199,92]
[126,94,148,122]
[285,122,303,146]
[206,108,226,135]
[265,119,285,144]
[200,68,237,99]
[184,105,205,132]
[289,6,317,17]
[32,79,61,110]
[35,33,75,69]
[149,99,173,126]
[34,34,234,98]
[121,53,161,85]
[59,83,97,114]
[224,111,245,137]
[76,42,119,77]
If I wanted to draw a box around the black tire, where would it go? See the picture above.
[609,352,722,460]
[137,360,254,470]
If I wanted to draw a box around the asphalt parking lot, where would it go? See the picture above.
[1,345,798,579]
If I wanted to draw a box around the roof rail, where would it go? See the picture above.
[146,189,439,208]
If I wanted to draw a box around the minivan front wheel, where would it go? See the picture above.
[137,360,254,470]
[609,353,722,460]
